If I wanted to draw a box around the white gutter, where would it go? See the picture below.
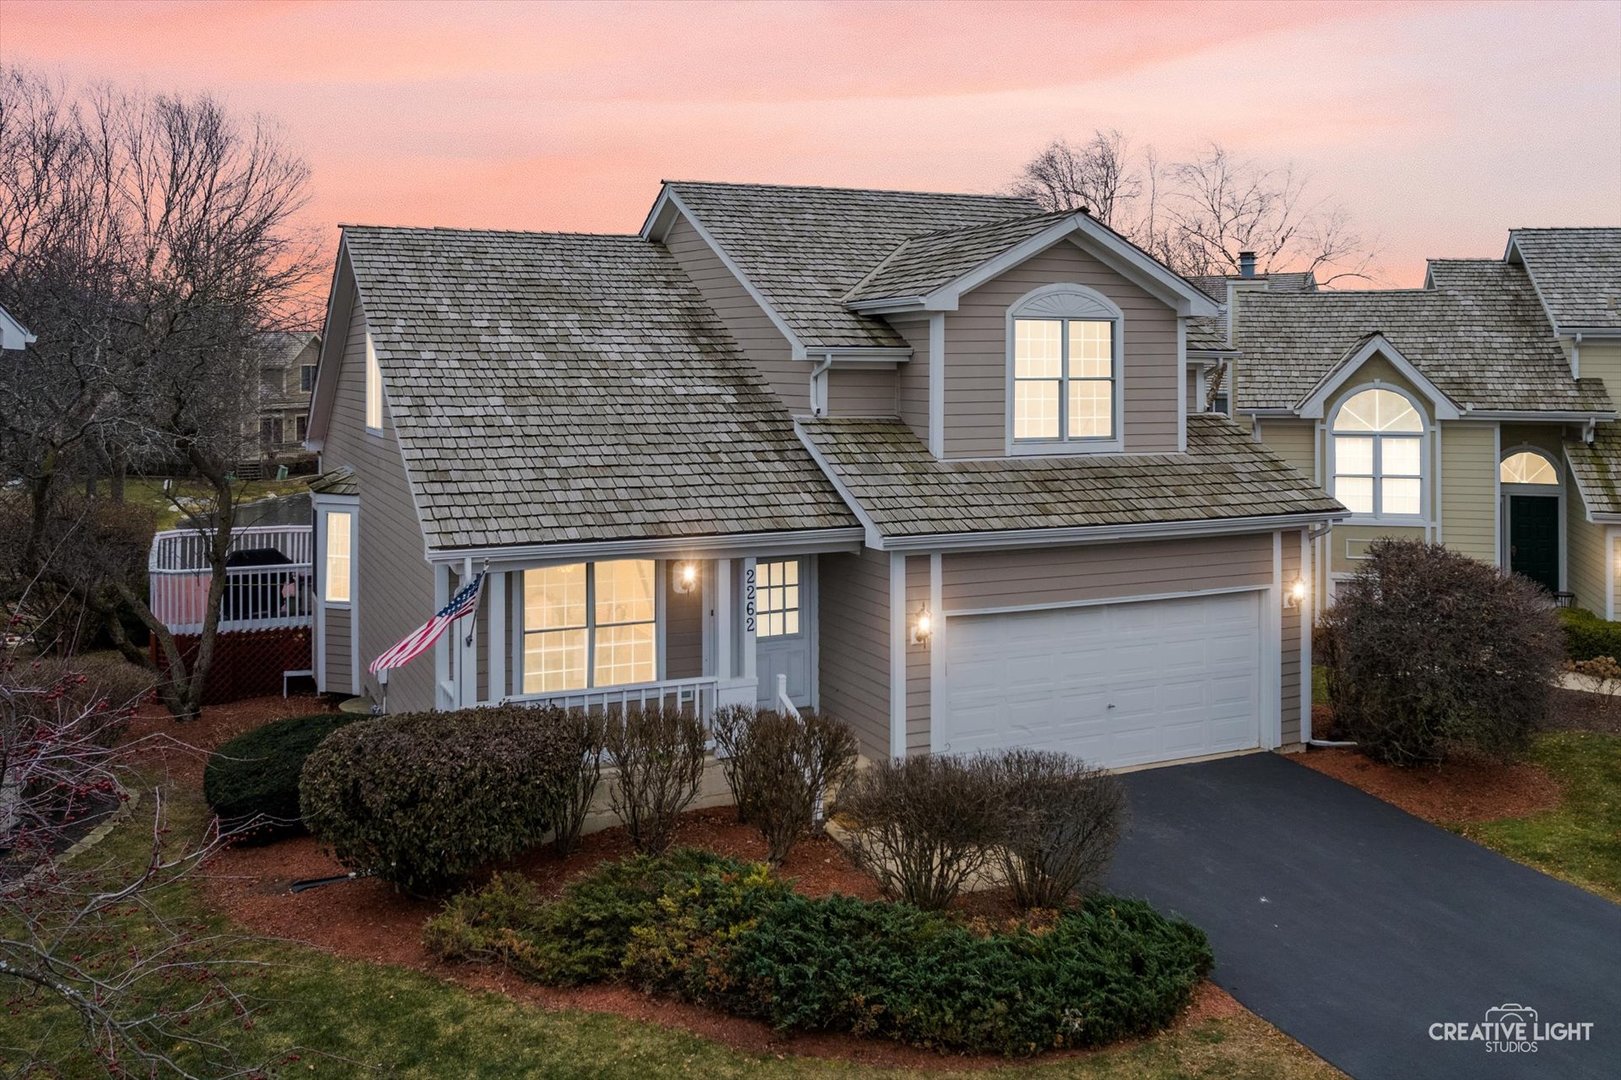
[876,511,1345,553]
[426,527,866,567]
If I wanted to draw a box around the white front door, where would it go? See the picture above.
[754,557,814,708]
[941,590,1263,768]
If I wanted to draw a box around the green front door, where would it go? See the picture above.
[1508,494,1560,593]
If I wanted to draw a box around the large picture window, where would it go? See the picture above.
[1013,316,1116,442]
[1331,388,1424,518]
[323,511,352,604]
[523,560,657,693]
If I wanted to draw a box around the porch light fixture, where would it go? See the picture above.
[674,562,699,595]
[910,606,933,647]
[1285,578,1308,609]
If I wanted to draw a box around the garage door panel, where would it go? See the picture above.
[941,591,1264,767]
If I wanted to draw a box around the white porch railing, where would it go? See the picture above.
[148,524,314,635]
[504,675,722,720]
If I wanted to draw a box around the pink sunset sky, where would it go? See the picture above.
[5,0,1619,287]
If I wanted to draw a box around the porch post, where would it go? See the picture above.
[487,570,507,703]
[458,557,479,708]
[714,558,733,681]
[432,562,453,710]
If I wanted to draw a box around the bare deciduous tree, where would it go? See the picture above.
[0,67,320,720]
[1009,131,1379,286]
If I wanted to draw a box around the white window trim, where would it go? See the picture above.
[1327,383,1430,526]
[1498,444,1565,592]
[754,558,803,640]
[1498,445,1560,488]
[364,331,384,434]
[519,560,664,694]
[320,508,355,608]
[1004,283,1126,455]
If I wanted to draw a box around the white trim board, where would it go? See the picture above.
[1296,335,1460,420]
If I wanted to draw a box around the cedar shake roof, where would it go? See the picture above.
[343,225,858,550]
[1235,261,1612,415]
[1189,271,1318,302]
[665,181,1039,348]
[797,413,1341,539]
[1509,228,1621,331]
[1565,427,1621,518]
[306,466,358,497]
[843,210,1075,304]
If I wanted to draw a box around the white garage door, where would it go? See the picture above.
[941,591,1263,768]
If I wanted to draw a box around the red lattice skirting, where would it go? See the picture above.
[150,627,313,705]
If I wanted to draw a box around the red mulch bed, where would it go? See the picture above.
[1295,746,1561,823]
[183,697,1235,1067]
[126,694,338,785]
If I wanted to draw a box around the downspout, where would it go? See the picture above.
[1572,332,1583,380]
[810,353,833,417]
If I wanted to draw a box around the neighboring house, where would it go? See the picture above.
[251,331,321,465]
[304,181,1342,768]
[1221,227,1621,614]
[0,303,36,351]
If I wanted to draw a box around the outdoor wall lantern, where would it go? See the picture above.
[910,606,933,646]
[674,562,699,595]
[1285,577,1308,609]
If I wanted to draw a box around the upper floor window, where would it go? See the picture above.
[1331,387,1424,519]
[300,364,317,392]
[1500,450,1557,486]
[364,332,383,431]
[1007,284,1123,452]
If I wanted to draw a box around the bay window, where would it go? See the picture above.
[1331,387,1424,519]
[522,560,657,693]
[322,510,352,604]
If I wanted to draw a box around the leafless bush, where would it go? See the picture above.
[992,749,1125,909]
[714,707,857,865]
[1564,656,1621,711]
[1324,539,1563,765]
[832,755,1006,910]
[542,706,607,855]
[604,703,707,855]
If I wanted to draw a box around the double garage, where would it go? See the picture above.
[925,535,1299,770]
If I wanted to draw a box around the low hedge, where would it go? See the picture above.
[300,706,576,895]
[203,712,353,843]
[1559,606,1621,662]
[425,850,1211,1056]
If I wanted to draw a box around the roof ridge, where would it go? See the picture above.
[342,223,644,240]
[899,208,1075,242]
[663,178,1036,203]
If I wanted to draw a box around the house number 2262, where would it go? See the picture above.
[744,566,757,633]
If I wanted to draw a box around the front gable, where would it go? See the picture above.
[1296,334,1461,421]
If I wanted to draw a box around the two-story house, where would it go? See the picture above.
[252,330,322,466]
[303,181,1342,768]
[1221,228,1621,615]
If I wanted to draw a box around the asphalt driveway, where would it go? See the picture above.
[1107,752,1621,1080]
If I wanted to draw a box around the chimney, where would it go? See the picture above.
[1238,251,1257,279]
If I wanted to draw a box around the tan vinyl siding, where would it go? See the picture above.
[1439,422,1497,563]
[1281,531,1302,746]
[1262,419,1318,482]
[324,607,352,695]
[1577,340,1621,414]
[943,239,1180,457]
[1567,495,1609,616]
[1329,525,1426,575]
[889,314,931,446]
[941,534,1275,611]
[826,367,898,417]
[818,547,891,761]
[1500,423,1566,460]
[665,562,705,680]
[320,286,437,712]
[905,556,930,756]
[663,213,808,413]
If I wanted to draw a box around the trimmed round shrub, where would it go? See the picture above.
[1323,539,1562,766]
[299,705,574,895]
[203,712,353,843]
[1559,606,1621,662]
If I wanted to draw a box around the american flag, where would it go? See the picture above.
[369,572,485,675]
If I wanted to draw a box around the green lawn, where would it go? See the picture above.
[6,779,1340,1079]
[1459,732,1621,904]
[126,475,310,529]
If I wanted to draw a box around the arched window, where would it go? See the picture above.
[1008,284,1123,450]
[1331,387,1424,518]
[1500,449,1558,486]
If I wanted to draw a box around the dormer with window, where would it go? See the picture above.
[1008,284,1125,454]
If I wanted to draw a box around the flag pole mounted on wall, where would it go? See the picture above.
[368,562,488,713]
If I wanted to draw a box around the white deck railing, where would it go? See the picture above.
[149,524,314,635]
[504,675,721,719]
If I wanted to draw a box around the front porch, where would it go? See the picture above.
[429,552,824,720]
